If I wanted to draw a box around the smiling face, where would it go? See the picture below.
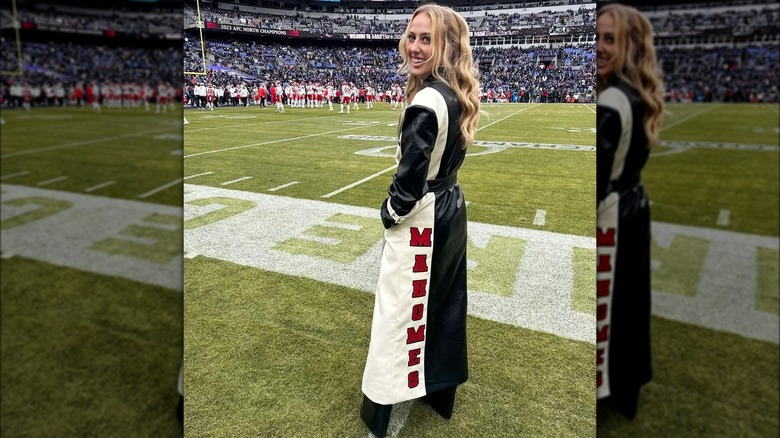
[405,12,434,79]
[596,11,617,80]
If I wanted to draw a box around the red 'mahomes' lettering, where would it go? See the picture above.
[597,279,610,297]
[597,254,612,272]
[406,325,426,344]
[597,227,615,246]
[597,324,609,342]
[411,303,424,321]
[408,371,419,388]
[410,227,432,247]
[597,303,608,321]
[408,348,421,366]
[412,279,427,297]
[413,254,429,273]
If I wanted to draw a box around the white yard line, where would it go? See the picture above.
[84,180,115,192]
[221,176,253,186]
[660,106,716,132]
[184,172,214,180]
[321,165,398,199]
[37,176,68,186]
[268,181,299,192]
[138,178,182,199]
[184,124,373,158]
[1,128,171,158]
[533,209,547,226]
[476,103,541,132]
[0,171,30,181]
[370,399,413,438]
[583,104,596,114]
[717,209,730,226]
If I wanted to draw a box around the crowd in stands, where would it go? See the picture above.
[185,2,595,38]
[646,4,777,38]
[659,45,778,102]
[183,0,779,104]
[2,6,179,37]
[183,38,595,104]
[638,1,779,102]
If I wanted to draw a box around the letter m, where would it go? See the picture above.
[406,325,426,344]
[410,227,432,247]
[597,227,615,246]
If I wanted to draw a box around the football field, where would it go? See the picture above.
[183,102,598,437]
[0,106,183,436]
[598,103,779,436]
[4,101,773,436]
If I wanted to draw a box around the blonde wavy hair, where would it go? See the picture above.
[398,3,481,149]
[598,3,664,146]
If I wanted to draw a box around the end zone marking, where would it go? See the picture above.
[138,178,182,199]
[37,176,68,186]
[85,181,115,192]
[184,172,214,180]
[268,181,299,192]
[221,176,253,186]
[533,209,546,226]
[717,209,730,226]
[321,165,397,199]
[1,171,30,181]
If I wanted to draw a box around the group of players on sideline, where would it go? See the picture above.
[182,76,575,115]
[1,78,180,113]
[184,79,403,113]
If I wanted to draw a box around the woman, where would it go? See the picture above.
[360,4,480,437]
[595,3,664,419]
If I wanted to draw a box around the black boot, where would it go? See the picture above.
[423,386,457,419]
[360,394,392,438]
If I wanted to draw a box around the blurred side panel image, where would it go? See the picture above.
[596,0,778,436]
[0,0,183,435]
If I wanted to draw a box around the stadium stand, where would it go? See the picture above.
[0,0,181,108]
[183,0,597,104]
[637,0,778,102]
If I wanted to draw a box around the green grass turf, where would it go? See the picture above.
[0,257,182,437]
[645,104,779,237]
[597,316,779,437]
[599,104,779,436]
[1,105,184,435]
[184,103,595,237]
[182,103,597,436]
[184,257,595,437]
[0,106,183,206]
[755,247,779,314]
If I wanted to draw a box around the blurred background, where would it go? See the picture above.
[596,0,778,436]
[1,0,183,435]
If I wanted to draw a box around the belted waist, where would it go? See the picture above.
[607,178,642,194]
[427,174,459,192]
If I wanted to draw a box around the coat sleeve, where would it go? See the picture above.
[596,104,622,203]
[380,104,439,229]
